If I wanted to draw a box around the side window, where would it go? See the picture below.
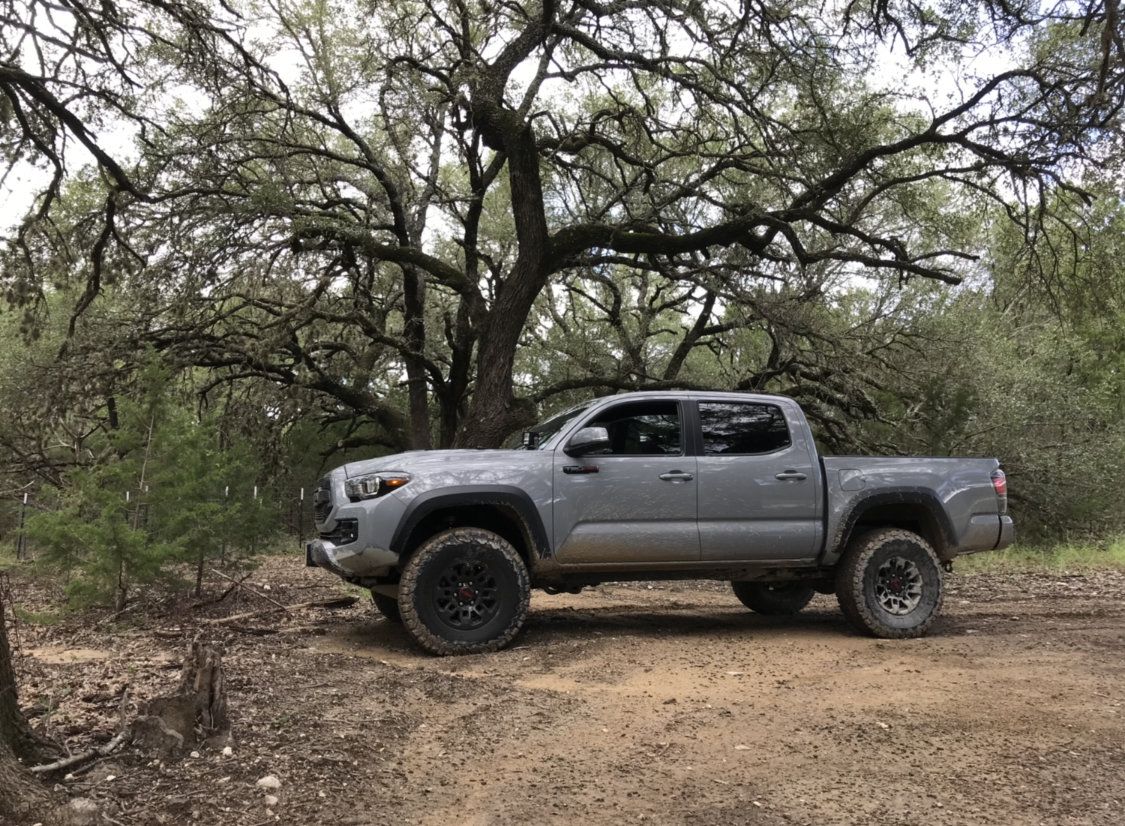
[585,401,683,456]
[699,402,791,455]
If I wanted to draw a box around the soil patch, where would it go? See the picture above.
[7,559,1125,825]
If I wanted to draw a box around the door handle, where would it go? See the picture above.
[659,471,694,482]
[775,470,807,481]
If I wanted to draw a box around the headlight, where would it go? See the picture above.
[344,473,410,501]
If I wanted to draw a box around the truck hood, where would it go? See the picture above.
[341,449,544,478]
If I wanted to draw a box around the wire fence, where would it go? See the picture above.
[2,486,318,560]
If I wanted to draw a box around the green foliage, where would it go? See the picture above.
[960,539,1125,574]
[10,605,60,626]
[850,180,1125,542]
[22,357,278,608]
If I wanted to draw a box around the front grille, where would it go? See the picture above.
[320,519,358,546]
[313,477,332,522]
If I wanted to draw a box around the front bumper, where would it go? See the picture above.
[305,538,399,580]
[307,470,410,581]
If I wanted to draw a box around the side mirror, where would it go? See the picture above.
[564,426,610,457]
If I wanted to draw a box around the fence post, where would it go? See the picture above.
[298,488,305,550]
[15,493,28,560]
[250,486,258,556]
[221,486,229,564]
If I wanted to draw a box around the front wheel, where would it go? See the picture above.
[731,581,816,615]
[836,528,944,638]
[399,528,530,656]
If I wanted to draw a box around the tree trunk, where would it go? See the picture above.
[456,91,552,447]
[437,298,476,448]
[195,552,205,599]
[0,581,57,821]
[114,558,127,614]
[0,586,44,762]
[456,291,540,447]
[0,738,56,824]
[402,266,432,450]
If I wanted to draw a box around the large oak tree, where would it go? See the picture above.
[68,0,1123,448]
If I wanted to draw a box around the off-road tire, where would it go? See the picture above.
[399,528,530,656]
[731,581,816,615]
[836,528,944,638]
[371,592,402,623]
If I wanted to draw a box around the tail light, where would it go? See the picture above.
[991,469,1008,514]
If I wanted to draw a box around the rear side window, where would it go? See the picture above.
[699,402,791,455]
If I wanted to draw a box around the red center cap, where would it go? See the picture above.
[458,586,476,602]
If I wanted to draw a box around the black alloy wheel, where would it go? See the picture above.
[399,528,530,655]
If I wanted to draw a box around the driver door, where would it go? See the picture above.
[552,399,700,565]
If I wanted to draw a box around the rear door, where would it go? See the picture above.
[695,399,822,562]
[552,398,700,565]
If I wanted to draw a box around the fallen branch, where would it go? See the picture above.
[193,570,256,608]
[30,729,130,775]
[226,624,277,636]
[97,602,138,626]
[201,596,359,626]
[208,568,289,611]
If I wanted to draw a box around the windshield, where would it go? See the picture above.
[507,403,592,450]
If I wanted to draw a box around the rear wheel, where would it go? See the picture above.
[371,592,402,623]
[836,528,944,638]
[399,528,530,656]
[731,581,816,615]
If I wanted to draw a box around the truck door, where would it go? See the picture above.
[695,400,822,562]
[553,399,700,565]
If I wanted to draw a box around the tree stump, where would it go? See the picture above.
[131,641,229,757]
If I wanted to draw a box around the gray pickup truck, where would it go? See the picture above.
[307,391,1013,655]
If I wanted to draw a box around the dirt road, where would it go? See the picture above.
[16,562,1125,825]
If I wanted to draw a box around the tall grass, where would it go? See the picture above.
[959,537,1125,573]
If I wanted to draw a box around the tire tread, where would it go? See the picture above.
[731,581,816,615]
[836,528,944,639]
[399,527,530,656]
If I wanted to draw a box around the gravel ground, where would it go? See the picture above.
[9,558,1125,825]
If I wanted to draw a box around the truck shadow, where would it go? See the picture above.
[318,597,955,662]
[521,603,848,644]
